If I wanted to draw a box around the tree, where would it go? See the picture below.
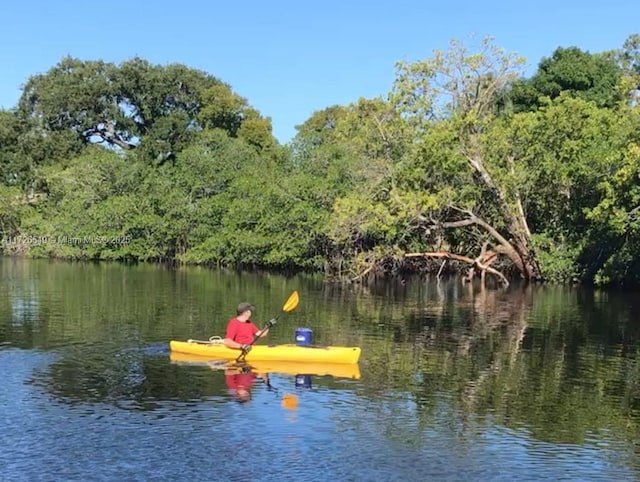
[198,84,278,153]
[509,46,623,111]
[391,37,542,282]
[613,33,640,105]
[18,58,125,148]
[290,99,411,277]
[17,57,219,157]
[0,110,27,186]
[491,95,624,282]
[580,105,640,285]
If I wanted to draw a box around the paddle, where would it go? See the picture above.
[235,290,299,363]
[265,377,299,410]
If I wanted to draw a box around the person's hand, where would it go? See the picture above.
[266,319,277,328]
[240,344,252,353]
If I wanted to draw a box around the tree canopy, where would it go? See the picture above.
[509,46,623,111]
[1,35,640,287]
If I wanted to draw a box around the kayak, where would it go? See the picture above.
[169,352,361,379]
[169,340,361,364]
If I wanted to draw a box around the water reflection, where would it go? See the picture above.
[1,259,640,480]
[351,278,640,457]
[169,354,358,408]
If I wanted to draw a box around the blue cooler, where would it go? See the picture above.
[295,374,312,389]
[295,327,313,346]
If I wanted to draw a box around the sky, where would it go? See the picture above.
[1,1,638,144]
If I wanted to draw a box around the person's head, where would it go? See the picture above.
[235,388,252,403]
[236,302,255,320]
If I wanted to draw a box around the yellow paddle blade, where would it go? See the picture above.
[282,392,299,410]
[282,290,299,313]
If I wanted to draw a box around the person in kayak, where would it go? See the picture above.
[223,302,271,354]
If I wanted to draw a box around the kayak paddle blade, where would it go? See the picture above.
[282,392,299,410]
[282,291,299,313]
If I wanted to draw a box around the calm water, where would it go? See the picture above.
[1,258,640,481]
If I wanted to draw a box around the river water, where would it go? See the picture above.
[1,258,639,481]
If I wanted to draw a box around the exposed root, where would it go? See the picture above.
[405,250,509,287]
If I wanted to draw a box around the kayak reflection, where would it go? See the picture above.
[169,352,361,380]
[170,352,360,407]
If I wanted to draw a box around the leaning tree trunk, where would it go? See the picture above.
[466,148,542,281]
[405,204,539,286]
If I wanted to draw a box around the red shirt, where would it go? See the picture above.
[225,372,257,390]
[225,317,259,344]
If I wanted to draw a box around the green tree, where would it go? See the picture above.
[613,34,640,105]
[17,56,219,160]
[509,46,623,111]
[291,99,411,277]
[0,110,27,186]
[198,84,278,153]
[581,105,640,285]
[390,37,541,282]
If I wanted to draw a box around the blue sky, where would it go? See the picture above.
[1,1,638,143]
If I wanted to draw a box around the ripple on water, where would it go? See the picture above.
[3,265,640,481]
[2,344,640,482]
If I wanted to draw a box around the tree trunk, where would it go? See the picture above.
[466,149,542,281]
[440,210,526,277]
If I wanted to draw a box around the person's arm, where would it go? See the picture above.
[223,320,244,349]
[223,337,245,349]
[255,318,277,338]
[255,327,269,338]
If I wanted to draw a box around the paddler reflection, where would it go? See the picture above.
[224,367,268,403]
[224,366,300,409]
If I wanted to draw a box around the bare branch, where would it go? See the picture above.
[405,250,509,286]
[434,207,525,272]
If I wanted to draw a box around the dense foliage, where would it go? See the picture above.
[1,35,639,286]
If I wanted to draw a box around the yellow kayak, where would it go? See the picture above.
[169,352,361,379]
[169,340,361,364]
